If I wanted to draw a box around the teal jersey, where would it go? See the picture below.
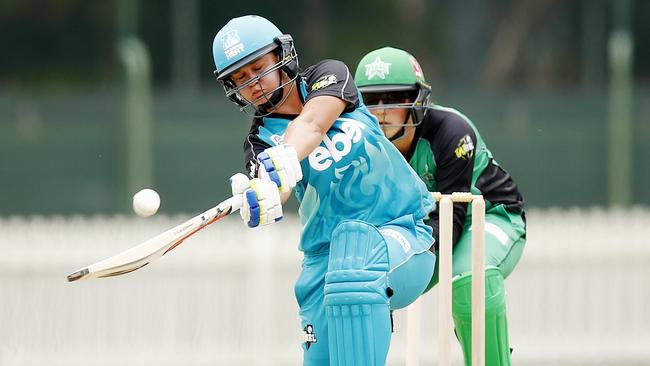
[244,60,434,253]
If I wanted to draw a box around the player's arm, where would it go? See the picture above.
[239,98,348,211]
[277,96,346,202]
[283,95,346,159]
[257,59,359,192]
[427,115,477,248]
[284,59,358,159]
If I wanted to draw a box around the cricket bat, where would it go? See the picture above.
[67,195,242,282]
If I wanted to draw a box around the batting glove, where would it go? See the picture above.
[230,173,283,228]
[257,145,303,193]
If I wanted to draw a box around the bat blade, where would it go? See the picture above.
[67,196,241,282]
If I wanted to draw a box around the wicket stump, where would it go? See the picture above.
[405,192,485,366]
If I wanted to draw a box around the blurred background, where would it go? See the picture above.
[1,0,649,365]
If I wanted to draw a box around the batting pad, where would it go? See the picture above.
[324,220,392,366]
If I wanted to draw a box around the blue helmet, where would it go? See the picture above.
[212,15,299,114]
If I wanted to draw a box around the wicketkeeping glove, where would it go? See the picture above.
[230,173,283,228]
[257,145,303,193]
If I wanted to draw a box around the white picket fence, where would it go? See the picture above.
[0,207,649,366]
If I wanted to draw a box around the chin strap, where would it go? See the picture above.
[385,111,414,142]
[238,69,298,117]
[257,75,298,116]
[387,126,406,142]
[257,78,285,112]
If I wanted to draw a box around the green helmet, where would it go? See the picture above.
[354,47,431,127]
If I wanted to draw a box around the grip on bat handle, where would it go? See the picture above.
[230,195,243,211]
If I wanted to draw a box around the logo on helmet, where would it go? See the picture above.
[365,56,391,80]
[222,30,244,59]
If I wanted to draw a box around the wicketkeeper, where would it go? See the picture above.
[355,47,527,366]
[212,16,437,366]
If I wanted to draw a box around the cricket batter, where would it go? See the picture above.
[212,16,436,365]
[354,47,527,366]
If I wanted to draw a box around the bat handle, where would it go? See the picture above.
[227,195,243,212]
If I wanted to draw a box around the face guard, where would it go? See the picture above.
[214,37,298,116]
[361,88,427,127]
[360,84,431,142]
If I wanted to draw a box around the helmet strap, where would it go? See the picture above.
[241,69,297,117]
[386,113,412,142]
[257,79,285,113]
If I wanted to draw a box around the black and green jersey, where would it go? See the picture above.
[405,105,524,247]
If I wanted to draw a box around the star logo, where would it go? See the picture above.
[365,56,391,80]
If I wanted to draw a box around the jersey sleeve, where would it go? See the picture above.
[243,119,272,178]
[426,114,477,248]
[302,59,359,112]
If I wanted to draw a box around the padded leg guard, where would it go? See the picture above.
[324,220,391,366]
[452,268,511,366]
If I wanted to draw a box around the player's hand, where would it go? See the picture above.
[230,173,283,228]
[257,145,303,193]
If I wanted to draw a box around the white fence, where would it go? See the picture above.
[1,208,649,366]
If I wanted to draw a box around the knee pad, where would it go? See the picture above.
[324,220,391,366]
[452,267,511,366]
